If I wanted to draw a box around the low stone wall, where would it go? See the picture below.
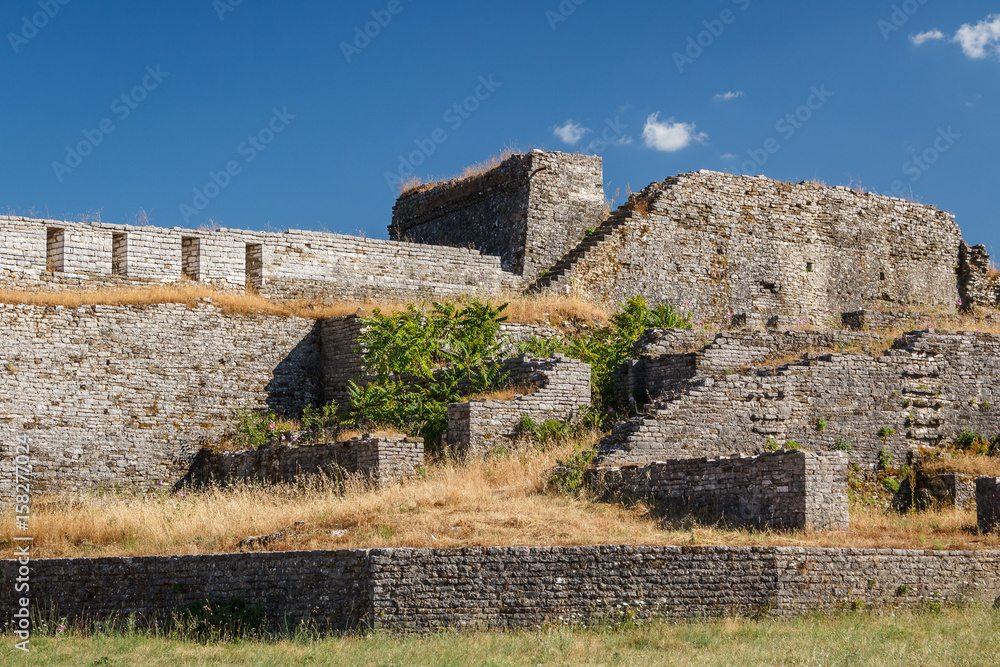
[598,330,1000,467]
[596,451,848,531]
[194,434,424,487]
[447,355,592,457]
[977,478,1000,532]
[5,545,1000,631]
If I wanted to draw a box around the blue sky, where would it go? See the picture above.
[2,0,998,252]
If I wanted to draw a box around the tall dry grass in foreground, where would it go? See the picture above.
[6,440,1000,560]
[0,285,612,327]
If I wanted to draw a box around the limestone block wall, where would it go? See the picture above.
[0,303,322,495]
[447,355,592,457]
[542,172,983,322]
[978,478,1000,532]
[196,434,424,487]
[0,216,517,301]
[597,330,1000,468]
[390,151,605,279]
[598,451,849,531]
[620,328,884,403]
[5,546,1000,631]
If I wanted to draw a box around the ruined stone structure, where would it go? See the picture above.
[390,151,605,280]
[529,172,995,322]
[4,545,1000,631]
[447,355,592,457]
[194,433,425,487]
[598,330,1000,468]
[598,451,849,531]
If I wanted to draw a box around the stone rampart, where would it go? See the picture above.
[598,330,1000,467]
[195,434,424,487]
[597,451,849,531]
[390,151,605,279]
[447,354,592,457]
[0,302,322,494]
[5,546,1000,631]
[535,171,989,322]
[0,216,516,301]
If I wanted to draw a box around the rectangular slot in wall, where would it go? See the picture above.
[46,228,65,273]
[112,233,128,276]
[181,236,200,281]
[245,243,263,291]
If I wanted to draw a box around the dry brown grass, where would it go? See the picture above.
[397,148,522,197]
[0,286,611,328]
[922,453,1000,479]
[8,438,1000,560]
[463,383,538,402]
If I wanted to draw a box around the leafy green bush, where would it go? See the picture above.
[764,437,780,452]
[954,431,990,455]
[231,410,297,449]
[347,301,509,450]
[815,417,828,433]
[878,427,896,439]
[549,448,596,494]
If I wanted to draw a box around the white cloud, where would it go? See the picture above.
[912,15,1000,60]
[953,14,1000,59]
[719,153,738,160]
[553,121,591,146]
[910,30,945,46]
[642,113,707,153]
[713,91,745,102]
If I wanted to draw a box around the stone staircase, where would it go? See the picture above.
[527,208,635,293]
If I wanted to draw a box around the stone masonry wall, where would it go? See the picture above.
[977,478,1000,533]
[390,151,605,279]
[196,434,424,487]
[0,303,322,495]
[0,216,517,301]
[620,328,884,403]
[597,330,1000,468]
[598,451,849,531]
[5,546,1000,631]
[447,355,592,457]
[548,172,982,323]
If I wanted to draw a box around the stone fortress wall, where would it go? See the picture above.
[0,216,516,302]
[529,171,996,323]
[390,151,605,280]
[5,545,1000,631]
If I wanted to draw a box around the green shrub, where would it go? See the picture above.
[831,437,852,453]
[815,418,828,433]
[954,431,990,455]
[549,448,596,495]
[882,478,901,493]
[878,427,896,439]
[785,441,801,451]
[764,437,780,452]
